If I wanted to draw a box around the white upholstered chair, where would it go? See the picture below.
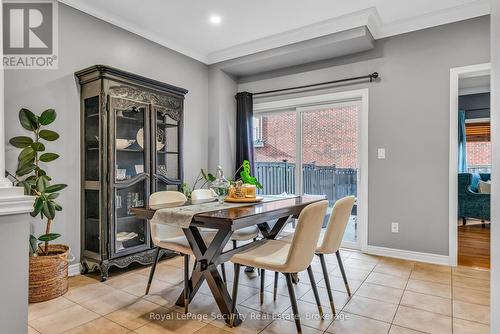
[147,191,215,313]
[229,200,329,333]
[277,196,356,314]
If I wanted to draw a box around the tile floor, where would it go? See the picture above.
[28,250,490,334]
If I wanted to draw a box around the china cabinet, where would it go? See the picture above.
[76,65,187,281]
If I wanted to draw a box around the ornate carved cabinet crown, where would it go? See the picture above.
[75,65,187,281]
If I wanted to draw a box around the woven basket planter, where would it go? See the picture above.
[29,244,70,303]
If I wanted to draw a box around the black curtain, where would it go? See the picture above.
[235,92,255,174]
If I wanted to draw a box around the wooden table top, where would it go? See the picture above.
[131,195,326,230]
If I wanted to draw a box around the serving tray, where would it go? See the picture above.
[225,196,264,203]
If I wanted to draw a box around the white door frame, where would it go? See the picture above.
[449,63,491,266]
[254,88,369,251]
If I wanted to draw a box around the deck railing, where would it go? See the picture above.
[255,161,357,204]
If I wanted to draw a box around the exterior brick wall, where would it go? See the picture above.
[254,104,359,168]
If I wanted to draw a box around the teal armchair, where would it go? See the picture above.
[458,173,490,225]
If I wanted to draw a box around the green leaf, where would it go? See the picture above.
[39,153,59,162]
[37,233,61,242]
[19,180,33,195]
[47,193,59,200]
[31,198,43,217]
[9,136,33,148]
[42,200,55,220]
[19,108,39,131]
[36,176,48,192]
[16,164,36,176]
[39,130,59,141]
[39,109,56,126]
[44,184,67,193]
[31,142,45,151]
[17,154,35,171]
[54,203,62,211]
[207,173,216,182]
[18,146,35,161]
[34,167,47,177]
[29,234,38,255]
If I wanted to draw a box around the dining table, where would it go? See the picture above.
[131,194,325,326]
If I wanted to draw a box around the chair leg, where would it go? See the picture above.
[221,263,227,283]
[336,250,351,296]
[146,247,161,295]
[183,254,190,313]
[230,263,241,327]
[233,240,237,249]
[252,238,260,275]
[260,269,266,305]
[285,273,302,333]
[307,266,324,319]
[318,254,336,315]
[462,217,467,225]
[482,220,486,228]
[273,271,279,301]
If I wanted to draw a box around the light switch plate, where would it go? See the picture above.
[391,222,399,233]
[378,148,386,159]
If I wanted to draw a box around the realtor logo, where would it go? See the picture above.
[2,0,58,69]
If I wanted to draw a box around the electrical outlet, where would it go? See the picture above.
[377,148,386,159]
[391,222,399,233]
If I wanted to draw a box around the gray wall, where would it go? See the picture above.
[490,1,499,332]
[213,17,490,255]
[207,67,238,173]
[4,4,209,264]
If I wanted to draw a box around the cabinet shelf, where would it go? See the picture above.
[116,114,145,123]
[157,150,178,154]
[157,122,178,128]
[116,215,142,222]
[116,148,144,153]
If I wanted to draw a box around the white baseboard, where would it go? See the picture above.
[68,263,81,277]
[366,245,451,266]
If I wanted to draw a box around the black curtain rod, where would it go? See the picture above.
[253,72,379,96]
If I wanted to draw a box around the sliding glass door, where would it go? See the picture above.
[300,102,360,247]
[253,93,366,249]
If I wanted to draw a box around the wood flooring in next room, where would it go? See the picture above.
[458,221,490,269]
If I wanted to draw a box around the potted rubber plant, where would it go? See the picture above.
[7,108,69,303]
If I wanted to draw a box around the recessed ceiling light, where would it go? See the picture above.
[209,15,222,25]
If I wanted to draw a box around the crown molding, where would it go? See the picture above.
[57,0,209,63]
[58,0,490,65]
[377,0,490,38]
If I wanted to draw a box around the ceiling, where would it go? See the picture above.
[58,0,490,64]
[459,75,491,95]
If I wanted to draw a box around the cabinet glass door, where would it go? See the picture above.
[111,97,150,256]
[114,181,147,253]
[154,106,181,191]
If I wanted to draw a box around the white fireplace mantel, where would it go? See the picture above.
[0,187,36,216]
